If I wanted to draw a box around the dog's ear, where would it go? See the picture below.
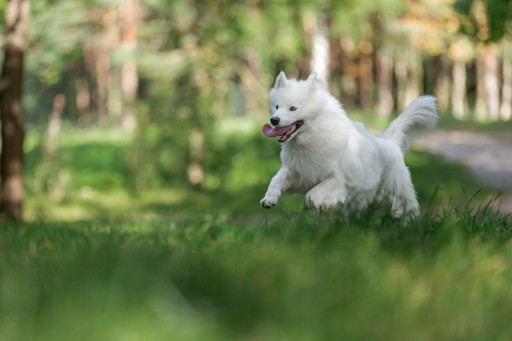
[274,71,288,88]
[306,73,317,89]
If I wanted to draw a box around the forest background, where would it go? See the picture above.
[0,0,511,220]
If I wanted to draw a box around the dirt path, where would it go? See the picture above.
[418,129,512,213]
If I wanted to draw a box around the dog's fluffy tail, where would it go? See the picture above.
[380,96,438,153]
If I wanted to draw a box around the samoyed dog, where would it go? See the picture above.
[260,71,438,218]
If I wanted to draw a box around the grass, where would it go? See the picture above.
[2,125,511,340]
[1,209,512,340]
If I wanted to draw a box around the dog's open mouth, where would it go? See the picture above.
[262,120,303,142]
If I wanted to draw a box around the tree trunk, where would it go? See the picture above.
[338,37,357,108]
[358,40,374,111]
[310,12,329,86]
[74,59,93,128]
[395,57,407,111]
[119,0,139,131]
[95,48,110,127]
[500,43,512,120]
[238,53,262,117]
[327,18,342,100]
[435,56,450,113]
[483,44,500,120]
[451,60,467,119]
[0,0,29,221]
[95,8,118,127]
[404,49,421,107]
[45,94,65,157]
[475,50,488,121]
[377,52,393,116]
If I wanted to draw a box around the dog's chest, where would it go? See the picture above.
[281,148,335,192]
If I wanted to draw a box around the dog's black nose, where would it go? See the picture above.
[270,117,280,125]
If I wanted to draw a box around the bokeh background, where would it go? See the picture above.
[1,0,512,219]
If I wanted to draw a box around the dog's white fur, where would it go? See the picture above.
[260,71,438,218]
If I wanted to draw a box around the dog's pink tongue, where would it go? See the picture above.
[262,123,293,138]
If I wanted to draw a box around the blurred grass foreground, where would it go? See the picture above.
[2,198,512,340]
[2,0,512,339]
[2,124,512,340]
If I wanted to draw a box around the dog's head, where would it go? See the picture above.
[262,71,324,143]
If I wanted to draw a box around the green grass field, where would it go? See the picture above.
[2,127,512,340]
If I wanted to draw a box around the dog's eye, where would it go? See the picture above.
[290,106,297,111]
[275,105,279,110]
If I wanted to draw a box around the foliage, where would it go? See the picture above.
[0,1,5,28]
[455,0,512,42]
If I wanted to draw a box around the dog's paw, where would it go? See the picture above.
[260,197,277,209]
[391,197,420,220]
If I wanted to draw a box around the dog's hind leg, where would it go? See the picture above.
[386,163,420,218]
[304,177,347,210]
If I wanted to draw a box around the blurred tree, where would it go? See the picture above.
[118,0,139,131]
[455,0,512,120]
[501,42,512,120]
[376,43,394,116]
[27,0,133,128]
[327,0,403,112]
[449,37,473,118]
[0,0,29,221]
[455,0,512,43]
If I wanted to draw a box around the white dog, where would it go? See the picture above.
[260,71,438,218]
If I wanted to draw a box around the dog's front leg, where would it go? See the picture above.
[260,167,294,209]
[305,177,347,209]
